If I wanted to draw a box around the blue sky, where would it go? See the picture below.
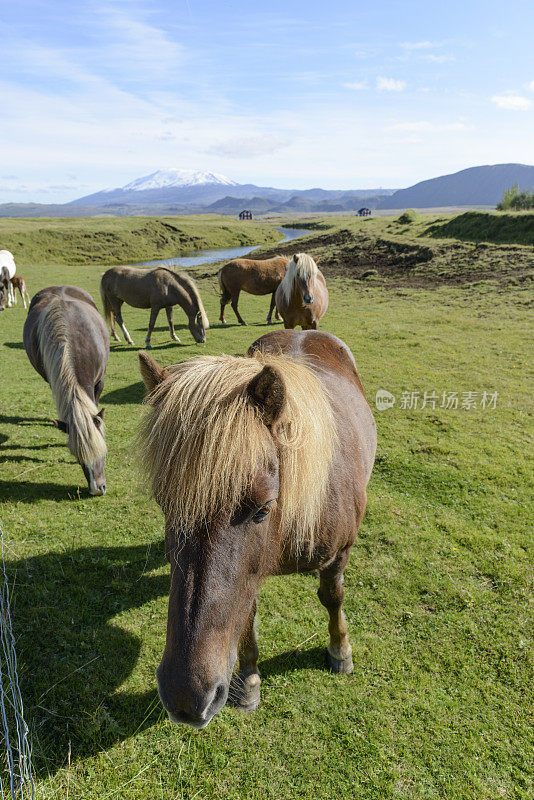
[1,0,533,202]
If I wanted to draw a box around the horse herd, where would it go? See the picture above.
[6,246,377,729]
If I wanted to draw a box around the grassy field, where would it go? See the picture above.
[0,221,533,799]
[0,215,283,266]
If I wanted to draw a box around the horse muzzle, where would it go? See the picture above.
[157,670,229,729]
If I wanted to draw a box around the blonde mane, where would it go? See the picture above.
[139,352,337,552]
[280,253,318,303]
[38,298,107,465]
[171,270,210,329]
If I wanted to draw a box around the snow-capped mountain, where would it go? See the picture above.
[120,169,238,192]
[68,167,393,211]
[70,168,248,207]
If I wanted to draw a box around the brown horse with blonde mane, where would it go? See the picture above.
[138,329,376,729]
[275,253,328,330]
[218,255,289,325]
[23,286,109,495]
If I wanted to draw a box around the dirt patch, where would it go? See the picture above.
[251,228,534,289]
[190,226,534,291]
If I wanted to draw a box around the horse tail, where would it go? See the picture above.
[217,267,230,300]
[99,275,114,329]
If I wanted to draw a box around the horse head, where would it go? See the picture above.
[0,267,9,310]
[138,352,298,728]
[293,254,319,305]
[53,408,107,495]
[188,310,207,344]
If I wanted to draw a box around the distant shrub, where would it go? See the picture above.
[397,209,418,224]
[497,183,534,210]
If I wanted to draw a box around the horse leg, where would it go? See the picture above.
[266,292,277,324]
[318,553,354,674]
[219,286,231,324]
[165,307,181,342]
[23,285,30,309]
[17,282,27,309]
[7,281,14,307]
[115,305,134,345]
[231,290,247,326]
[145,307,160,349]
[229,601,261,712]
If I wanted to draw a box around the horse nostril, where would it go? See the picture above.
[210,682,228,714]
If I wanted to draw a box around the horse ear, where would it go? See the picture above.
[139,351,169,391]
[313,256,320,265]
[247,365,286,427]
[52,419,69,433]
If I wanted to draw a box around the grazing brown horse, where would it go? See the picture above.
[11,275,31,309]
[100,266,209,348]
[275,253,328,330]
[218,255,289,325]
[23,286,109,495]
[138,329,376,729]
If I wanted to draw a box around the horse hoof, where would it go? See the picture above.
[145,343,152,350]
[229,673,261,712]
[326,647,354,675]
[240,321,247,326]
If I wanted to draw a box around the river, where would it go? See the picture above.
[137,227,309,269]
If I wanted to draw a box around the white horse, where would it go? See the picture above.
[0,250,16,307]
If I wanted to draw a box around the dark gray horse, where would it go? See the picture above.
[23,286,110,495]
[0,266,9,311]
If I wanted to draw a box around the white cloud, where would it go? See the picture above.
[343,80,368,90]
[386,121,470,133]
[527,81,534,92]
[420,53,455,63]
[97,8,185,75]
[491,94,532,111]
[399,41,436,50]
[205,136,289,159]
[377,77,406,91]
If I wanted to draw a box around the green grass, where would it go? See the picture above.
[0,215,283,266]
[0,243,533,799]
[425,211,534,246]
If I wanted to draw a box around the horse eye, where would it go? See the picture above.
[252,505,272,524]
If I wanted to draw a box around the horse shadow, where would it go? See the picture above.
[0,414,51,426]
[109,342,181,353]
[6,541,169,775]
[0,478,92,503]
[100,381,145,405]
[3,341,25,350]
[258,646,327,677]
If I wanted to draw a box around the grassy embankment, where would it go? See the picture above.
[249,211,534,289]
[0,212,532,799]
[0,215,283,266]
